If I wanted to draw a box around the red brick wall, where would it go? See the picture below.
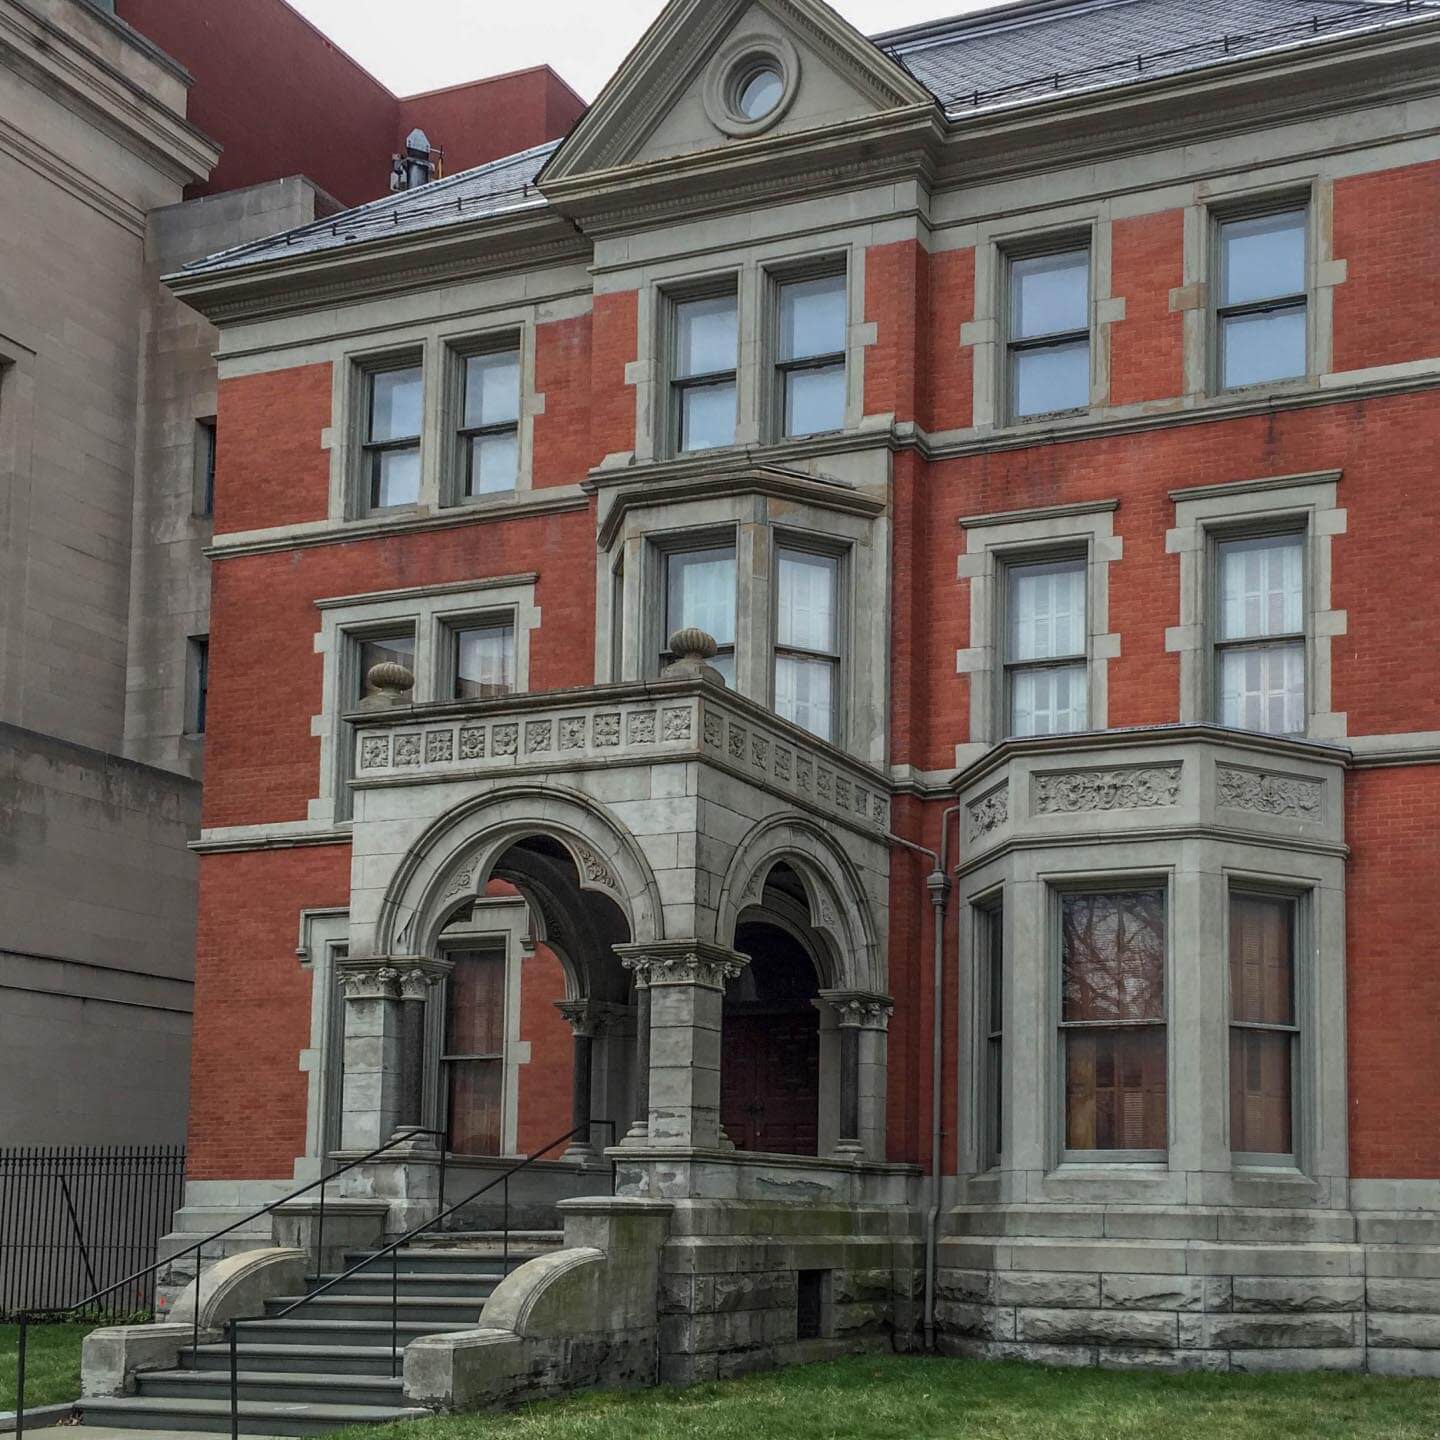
[532,312,595,489]
[1333,160,1440,374]
[203,509,596,829]
[213,366,333,536]
[590,292,640,463]
[516,945,574,1154]
[1347,767,1440,1179]
[189,846,351,1179]
[1110,210,1186,406]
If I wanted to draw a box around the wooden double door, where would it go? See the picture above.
[719,1004,820,1156]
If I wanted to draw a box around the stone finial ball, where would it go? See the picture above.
[668,628,719,662]
[367,660,416,694]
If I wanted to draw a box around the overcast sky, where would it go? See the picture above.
[285,1,1015,101]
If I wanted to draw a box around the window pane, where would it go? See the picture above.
[986,906,1004,1163]
[1219,642,1305,734]
[455,625,514,700]
[775,654,835,741]
[372,446,420,508]
[676,294,737,379]
[778,550,837,653]
[1230,1029,1293,1156]
[1066,1028,1167,1151]
[779,274,846,361]
[468,431,518,495]
[358,633,415,699]
[369,366,422,442]
[710,650,736,688]
[1230,894,1295,1026]
[445,949,506,1055]
[1012,249,1089,339]
[464,351,520,429]
[1009,558,1086,661]
[1062,891,1166,1024]
[447,1060,502,1156]
[667,547,736,647]
[1013,340,1090,417]
[1221,306,1307,388]
[1221,211,1306,307]
[680,381,737,451]
[1219,535,1303,641]
[1010,663,1087,737]
[785,364,845,437]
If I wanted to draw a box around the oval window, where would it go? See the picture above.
[737,66,784,121]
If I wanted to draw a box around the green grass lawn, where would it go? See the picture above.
[0,1323,89,1412]
[343,1354,1440,1440]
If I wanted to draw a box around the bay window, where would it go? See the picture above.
[774,547,840,742]
[1008,246,1091,420]
[1005,555,1088,737]
[982,902,1005,1169]
[776,272,846,438]
[1061,889,1167,1157]
[458,346,520,496]
[363,363,423,509]
[1216,208,1308,390]
[1229,892,1299,1160]
[663,544,737,685]
[1215,532,1305,735]
[672,291,738,453]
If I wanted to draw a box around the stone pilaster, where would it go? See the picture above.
[819,992,893,1163]
[337,962,405,1153]
[618,942,748,1150]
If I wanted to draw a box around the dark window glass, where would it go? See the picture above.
[197,419,217,517]
[357,633,415,701]
[1061,890,1167,1153]
[984,905,1004,1165]
[191,636,209,735]
[454,623,514,700]
[1229,894,1297,1156]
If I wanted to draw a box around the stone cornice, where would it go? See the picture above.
[590,456,885,550]
[0,0,217,187]
[954,724,1352,795]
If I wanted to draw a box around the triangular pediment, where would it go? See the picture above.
[541,0,933,186]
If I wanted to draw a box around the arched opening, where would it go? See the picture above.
[721,863,829,1157]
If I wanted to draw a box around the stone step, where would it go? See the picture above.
[184,1344,401,1377]
[223,1318,462,1348]
[137,1369,405,1408]
[341,1246,545,1274]
[78,1394,429,1438]
[310,1270,505,1297]
[263,1294,487,1326]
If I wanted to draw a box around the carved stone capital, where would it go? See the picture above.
[399,968,437,1003]
[338,964,403,1002]
[615,941,749,991]
[819,990,895,1031]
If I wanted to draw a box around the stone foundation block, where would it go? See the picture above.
[1366,1348,1440,1378]
[659,1352,718,1386]
[1098,1347,1230,1373]
[1101,1275,1228,1312]
[1361,1247,1440,1280]
[934,1302,1016,1341]
[705,1271,795,1314]
[937,1270,994,1305]
[1231,1277,1364,1313]
[1017,1307,1178,1348]
[833,1269,894,1305]
[833,1301,889,1336]
[1229,1347,1364,1374]
[1191,1313,1357,1349]
[996,1272,1099,1309]
[1367,1312,1440,1349]
[1367,1278,1440,1313]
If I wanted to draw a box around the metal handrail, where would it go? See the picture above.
[224,1119,619,1437]
[10,1126,444,1440]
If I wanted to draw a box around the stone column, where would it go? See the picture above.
[820,992,894,1162]
[338,963,406,1152]
[555,1000,598,1158]
[397,967,438,1133]
[618,958,652,1145]
[618,942,747,1150]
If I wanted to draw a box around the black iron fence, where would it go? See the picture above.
[0,1145,186,1318]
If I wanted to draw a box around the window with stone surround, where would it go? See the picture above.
[1214,205,1309,391]
[774,269,847,439]
[774,545,842,743]
[455,342,521,498]
[1229,889,1301,1162]
[1060,887,1168,1160]
[1006,243,1091,421]
[1003,553,1089,737]
[360,358,424,511]
[448,620,515,701]
[661,543,737,685]
[1214,530,1306,736]
[669,285,739,454]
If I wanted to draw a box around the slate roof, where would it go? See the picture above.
[180,0,1436,278]
[881,0,1435,116]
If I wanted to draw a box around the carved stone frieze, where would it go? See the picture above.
[1033,765,1182,815]
[572,844,620,895]
[1216,765,1324,820]
[968,785,1009,842]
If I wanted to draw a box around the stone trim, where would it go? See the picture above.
[618,941,749,992]
[1166,469,1346,740]
[956,500,1123,765]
